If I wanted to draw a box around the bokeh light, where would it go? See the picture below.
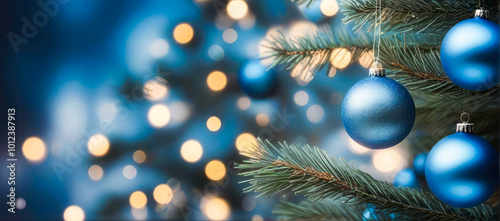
[181,140,203,163]
[330,48,352,69]
[235,132,256,152]
[22,137,47,163]
[87,134,110,157]
[208,45,225,61]
[237,96,251,110]
[328,67,337,77]
[207,71,227,92]
[348,138,371,154]
[320,0,339,17]
[131,207,147,220]
[359,50,374,68]
[373,149,402,172]
[306,105,324,123]
[256,113,270,127]
[123,165,137,179]
[223,28,238,44]
[16,198,26,210]
[153,184,173,205]
[88,165,104,181]
[205,160,226,181]
[294,90,309,106]
[173,23,194,44]
[203,197,231,220]
[252,215,264,221]
[129,191,147,209]
[150,38,169,58]
[133,150,146,163]
[63,205,85,221]
[242,196,256,211]
[227,0,248,20]
[148,104,171,128]
[206,116,222,132]
[144,78,168,101]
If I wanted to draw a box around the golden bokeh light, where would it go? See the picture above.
[148,104,171,128]
[373,149,402,172]
[330,48,352,69]
[328,67,337,77]
[129,191,147,209]
[359,50,374,68]
[207,71,227,92]
[320,0,339,17]
[180,140,203,163]
[226,0,248,20]
[22,137,47,163]
[173,23,194,44]
[88,165,104,181]
[133,150,146,163]
[255,113,270,127]
[223,28,238,44]
[203,197,231,220]
[144,78,168,101]
[237,96,251,110]
[205,160,226,181]
[63,205,85,221]
[235,132,256,152]
[153,184,174,205]
[252,215,264,221]
[348,138,371,154]
[206,116,222,132]
[87,134,110,157]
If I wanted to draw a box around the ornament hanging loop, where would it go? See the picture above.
[457,112,474,133]
[460,112,470,123]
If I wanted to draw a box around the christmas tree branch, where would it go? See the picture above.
[341,0,499,34]
[261,26,372,79]
[237,139,498,221]
[290,0,317,7]
[273,199,362,220]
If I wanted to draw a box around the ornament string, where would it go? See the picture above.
[372,0,383,66]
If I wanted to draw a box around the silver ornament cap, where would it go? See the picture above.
[475,9,490,18]
[456,123,474,133]
[369,67,386,77]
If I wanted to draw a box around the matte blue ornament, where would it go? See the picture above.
[425,122,500,208]
[393,168,419,188]
[413,153,428,176]
[239,60,278,98]
[341,68,415,149]
[362,204,396,220]
[440,10,500,90]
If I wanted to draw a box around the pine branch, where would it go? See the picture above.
[341,0,499,34]
[290,0,317,7]
[237,139,498,221]
[261,26,372,79]
[274,199,363,220]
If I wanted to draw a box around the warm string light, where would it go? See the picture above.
[235,133,256,152]
[88,165,104,181]
[22,137,47,163]
[129,191,147,208]
[87,134,110,157]
[205,160,226,181]
[173,23,194,44]
[63,205,85,221]
[133,150,147,163]
[202,197,231,220]
[153,184,174,204]
[206,116,222,132]
[148,104,171,128]
[180,139,203,163]
[206,71,228,92]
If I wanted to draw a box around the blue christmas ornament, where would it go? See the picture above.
[440,10,499,91]
[413,152,428,176]
[393,168,419,188]
[238,60,278,98]
[341,67,415,149]
[425,121,499,208]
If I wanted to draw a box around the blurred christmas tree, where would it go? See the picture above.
[238,0,500,220]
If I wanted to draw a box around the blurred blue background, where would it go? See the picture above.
[1,0,413,220]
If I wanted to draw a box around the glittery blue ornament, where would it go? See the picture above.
[393,168,419,188]
[425,122,500,208]
[341,68,415,149]
[440,10,499,91]
[413,153,428,176]
[239,60,278,99]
